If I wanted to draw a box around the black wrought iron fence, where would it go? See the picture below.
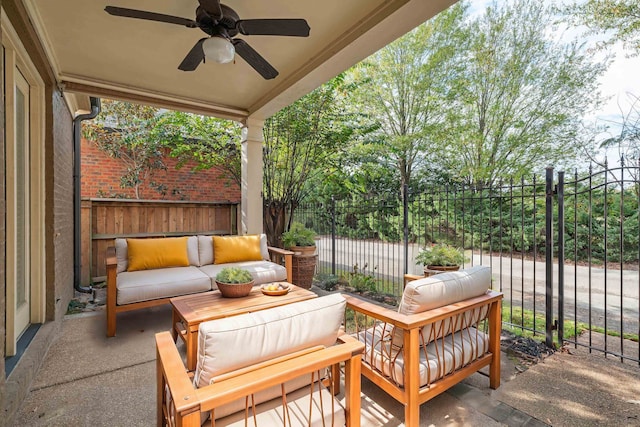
[292,162,640,363]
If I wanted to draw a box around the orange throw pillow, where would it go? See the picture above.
[126,237,190,272]
[213,235,263,264]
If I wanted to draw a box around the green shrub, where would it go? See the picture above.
[415,243,466,266]
[215,267,253,284]
[282,222,316,247]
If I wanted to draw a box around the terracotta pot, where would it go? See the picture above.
[290,245,316,256]
[215,280,254,298]
[424,265,460,277]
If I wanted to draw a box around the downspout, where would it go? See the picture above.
[73,97,101,293]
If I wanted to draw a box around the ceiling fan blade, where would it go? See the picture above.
[198,0,223,20]
[232,39,278,80]
[178,39,207,71]
[237,19,310,37]
[105,6,197,27]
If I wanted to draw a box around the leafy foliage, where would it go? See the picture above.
[83,100,166,199]
[281,222,316,248]
[415,243,466,267]
[263,74,356,246]
[566,0,640,56]
[215,267,253,284]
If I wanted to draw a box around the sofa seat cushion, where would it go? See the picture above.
[198,260,287,287]
[116,266,211,305]
[203,380,344,427]
[194,294,345,387]
[358,326,489,387]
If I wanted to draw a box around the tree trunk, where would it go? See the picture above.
[263,200,287,247]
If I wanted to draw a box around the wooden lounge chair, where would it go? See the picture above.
[345,266,503,427]
[156,293,364,426]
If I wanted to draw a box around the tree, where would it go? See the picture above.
[153,111,242,187]
[567,0,640,56]
[263,75,355,246]
[347,3,467,193]
[83,100,166,199]
[444,0,606,187]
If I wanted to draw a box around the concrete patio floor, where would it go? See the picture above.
[12,289,640,427]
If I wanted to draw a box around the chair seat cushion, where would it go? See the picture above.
[198,260,287,287]
[358,326,489,387]
[116,266,211,305]
[203,380,345,427]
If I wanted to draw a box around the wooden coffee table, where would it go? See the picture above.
[170,283,317,370]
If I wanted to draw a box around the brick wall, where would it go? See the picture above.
[81,138,240,201]
[50,90,74,321]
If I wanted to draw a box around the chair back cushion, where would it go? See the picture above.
[398,265,491,315]
[194,293,345,388]
[391,266,491,348]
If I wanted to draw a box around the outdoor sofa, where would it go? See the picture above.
[156,293,364,426]
[106,234,293,337]
[344,265,502,427]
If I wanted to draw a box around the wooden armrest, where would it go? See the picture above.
[267,246,295,256]
[345,291,503,330]
[156,331,198,414]
[403,273,423,289]
[267,247,294,283]
[106,246,117,268]
[196,339,364,412]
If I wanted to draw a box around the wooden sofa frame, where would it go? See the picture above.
[106,245,293,337]
[344,283,503,427]
[156,331,364,427]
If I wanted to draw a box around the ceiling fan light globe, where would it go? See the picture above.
[203,36,235,64]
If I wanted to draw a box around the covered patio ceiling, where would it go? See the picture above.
[23,0,456,122]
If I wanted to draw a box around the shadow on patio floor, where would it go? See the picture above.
[13,289,640,426]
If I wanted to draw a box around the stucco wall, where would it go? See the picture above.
[81,138,240,202]
[0,0,6,411]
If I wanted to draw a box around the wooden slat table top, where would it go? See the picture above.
[170,283,317,326]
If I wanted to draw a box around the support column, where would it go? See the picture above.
[241,118,264,235]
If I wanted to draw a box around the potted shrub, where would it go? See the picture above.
[281,222,317,289]
[281,222,316,255]
[215,267,255,298]
[415,243,466,275]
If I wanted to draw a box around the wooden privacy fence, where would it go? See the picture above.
[81,198,239,285]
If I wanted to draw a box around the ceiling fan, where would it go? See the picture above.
[105,0,310,80]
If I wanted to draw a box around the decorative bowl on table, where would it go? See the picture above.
[261,283,290,296]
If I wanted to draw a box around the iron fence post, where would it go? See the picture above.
[545,167,554,348]
[557,171,565,346]
[331,196,336,276]
[403,184,409,275]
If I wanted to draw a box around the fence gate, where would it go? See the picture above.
[554,162,640,364]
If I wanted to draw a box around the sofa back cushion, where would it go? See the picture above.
[115,236,199,272]
[391,266,491,348]
[212,235,263,264]
[126,237,190,272]
[194,293,345,388]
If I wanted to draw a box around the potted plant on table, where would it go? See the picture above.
[415,243,467,276]
[215,267,255,298]
[281,222,317,289]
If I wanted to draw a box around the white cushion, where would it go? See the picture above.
[187,236,199,266]
[198,260,287,288]
[359,326,489,387]
[398,265,491,315]
[259,233,269,260]
[116,266,211,305]
[198,235,214,266]
[115,238,128,273]
[392,265,491,347]
[204,380,345,427]
[194,293,345,388]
